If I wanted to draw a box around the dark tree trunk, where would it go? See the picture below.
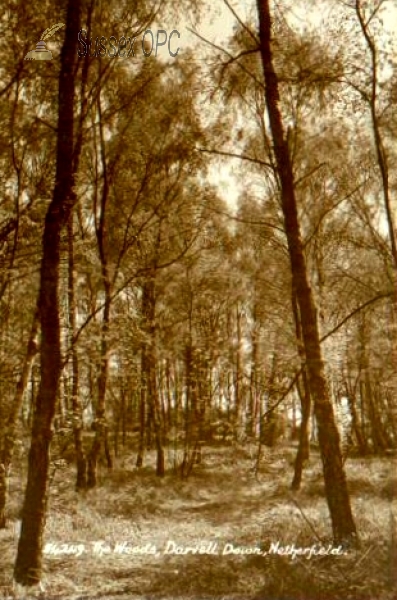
[359,381,367,445]
[149,344,164,477]
[181,342,194,477]
[234,305,243,437]
[0,310,39,528]
[291,288,311,490]
[121,383,127,449]
[345,381,367,455]
[14,0,81,584]
[256,0,357,545]
[136,365,146,467]
[365,378,387,453]
[87,288,113,487]
[141,276,164,476]
[68,214,87,491]
[292,372,311,490]
[252,350,260,439]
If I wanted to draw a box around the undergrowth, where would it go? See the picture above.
[0,444,395,600]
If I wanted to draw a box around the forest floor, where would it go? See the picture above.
[0,442,396,600]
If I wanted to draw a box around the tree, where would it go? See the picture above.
[255,0,357,545]
[14,0,81,584]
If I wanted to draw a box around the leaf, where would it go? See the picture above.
[40,23,64,41]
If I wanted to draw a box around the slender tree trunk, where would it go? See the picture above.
[193,354,207,464]
[140,276,164,476]
[149,347,164,477]
[185,361,201,475]
[87,89,114,488]
[385,391,397,444]
[355,1,397,425]
[234,305,243,438]
[27,368,36,429]
[291,288,311,490]
[256,0,357,544]
[121,382,127,449]
[181,342,193,477]
[345,382,367,455]
[165,359,173,429]
[181,337,203,476]
[136,363,146,467]
[365,377,387,453]
[87,286,113,487]
[355,1,397,272]
[0,310,39,528]
[292,373,311,490]
[151,392,165,477]
[14,0,81,584]
[251,334,260,438]
[67,214,87,490]
[159,365,170,446]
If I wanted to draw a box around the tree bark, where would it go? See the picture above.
[67,214,87,490]
[234,304,243,438]
[141,276,164,476]
[136,365,146,467]
[292,372,311,490]
[87,90,114,488]
[345,381,367,455]
[181,340,203,476]
[256,0,357,544]
[87,285,113,487]
[291,288,311,490]
[14,0,81,584]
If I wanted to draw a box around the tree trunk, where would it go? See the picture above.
[181,341,203,477]
[87,89,114,488]
[365,378,387,453]
[141,276,164,476]
[14,0,81,584]
[355,0,397,441]
[181,342,193,477]
[165,359,173,429]
[67,214,87,490]
[234,304,243,438]
[384,390,397,445]
[121,382,127,449]
[149,345,164,477]
[355,1,397,272]
[291,288,311,490]
[292,372,311,490]
[346,385,367,455]
[0,310,39,528]
[252,351,260,439]
[136,366,146,468]
[256,0,357,545]
[87,285,113,487]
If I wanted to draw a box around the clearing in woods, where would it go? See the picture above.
[0,443,396,600]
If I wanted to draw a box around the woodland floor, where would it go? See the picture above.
[0,442,396,600]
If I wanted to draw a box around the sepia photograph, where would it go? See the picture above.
[0,0,396,598]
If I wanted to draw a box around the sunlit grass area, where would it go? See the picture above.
[0,444,396,600]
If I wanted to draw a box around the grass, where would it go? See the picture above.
[0,443,396,600]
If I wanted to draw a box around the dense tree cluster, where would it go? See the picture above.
[0,0,395,586]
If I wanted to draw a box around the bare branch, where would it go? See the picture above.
[221,0,260,46]
[186,27,265,92]
[197,146,274,171]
